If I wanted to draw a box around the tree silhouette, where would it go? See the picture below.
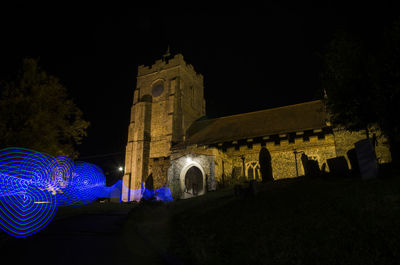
[0,58,89,158]
[321,31,377,135]
[321,19,400,161]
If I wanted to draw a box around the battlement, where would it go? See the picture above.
[137,53,203,83]
[203,130,336,153]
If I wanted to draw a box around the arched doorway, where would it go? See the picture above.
[184,166,203,195]
[180,161,206,198]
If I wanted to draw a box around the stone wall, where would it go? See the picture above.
[333,127,392,168]
[123,53,393,203]
[137,54,203,81]
[211,148,233,185]
[169,133,337,194]
[168,150,216,199]
[148,157,170,189]
[165,126,392,200]
[133,53,204,159]
[180,67,205,134]
[217,134,337,181]
[122,54,205,201]
[137,67,179,158]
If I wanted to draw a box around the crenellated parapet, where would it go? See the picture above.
[199,127,335,153]
[137,54,203,84]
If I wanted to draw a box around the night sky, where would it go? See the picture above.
[0,2,398,179]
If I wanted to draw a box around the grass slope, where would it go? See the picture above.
[170,176,400,265]
[2,172,400,265]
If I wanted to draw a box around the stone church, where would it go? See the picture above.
[121,53,391,202]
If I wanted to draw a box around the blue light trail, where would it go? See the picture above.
[0,148,174,238]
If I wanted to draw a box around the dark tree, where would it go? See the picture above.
[321,19,400,161]
[373,20,400,160]
[0,58,90,158]
[321,31,378,135]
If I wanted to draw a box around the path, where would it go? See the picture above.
[0,206,139,265]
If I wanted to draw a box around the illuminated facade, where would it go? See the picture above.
[121,53,391,202]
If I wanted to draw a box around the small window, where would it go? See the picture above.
[245,161,261,181]
[152,81,164,97]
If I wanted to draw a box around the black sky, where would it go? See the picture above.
[0,2,398,178]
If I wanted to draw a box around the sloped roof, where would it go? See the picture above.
[180,100,327,147]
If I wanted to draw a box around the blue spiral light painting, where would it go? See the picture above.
[0,147,174,238]
[56,162,106,206]
[0,148,57,238]
[0,148,108,238]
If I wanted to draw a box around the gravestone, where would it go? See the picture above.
[259,147,273,182]
[233,180,257,197]
[301,153,321,177]
[327,156,349,176]
[308,159,321,177]
[347,148,360,177]
[355,139,378,179]
[301,153,310,176]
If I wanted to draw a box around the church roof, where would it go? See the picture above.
[179,100,328,147]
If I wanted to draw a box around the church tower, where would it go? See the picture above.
[121,53,205,201]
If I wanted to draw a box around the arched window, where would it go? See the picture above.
[245,161,261,181]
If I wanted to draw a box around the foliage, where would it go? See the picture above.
[374,20,400,152]
[322,20,400,159]
[0,58,89,158]
[321,31,377,133]
[321,19,400,158]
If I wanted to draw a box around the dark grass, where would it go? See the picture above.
[0,201,134,248]
[54,201,135,220]
[2,169,400,264]
[169,175,400,265]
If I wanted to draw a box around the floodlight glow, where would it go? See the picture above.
[186,157,192,163]
[118,166,123,172]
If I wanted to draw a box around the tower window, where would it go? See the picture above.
[152,81,164,97]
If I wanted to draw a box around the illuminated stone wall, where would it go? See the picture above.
[135,54,204,158]
[167,133,337,196]
[207,133,337,183]
[204,128,391,185]
[168,149,216,199]
[122,54,392,202]
[151,125,392,199]
[333,127,392,168]
[122,54,205,201]
[148,157,170,190]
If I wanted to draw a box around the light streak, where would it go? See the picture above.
[0,147,174,238]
